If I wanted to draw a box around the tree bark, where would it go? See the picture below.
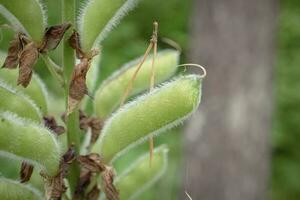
[183,0,277,199]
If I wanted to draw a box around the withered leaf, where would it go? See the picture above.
[69,31,84,59]
[20,162,34,183]
[2,34,24,69]
[102,167,119,200]
[79,110,102,144]
[87,185,101,200]
[77,153,106,173]
[43,116,65,136]
[43,145,75,200]
[40,23,71,53]
[18,42,39,87]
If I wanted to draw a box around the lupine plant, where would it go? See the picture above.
[0,0,206,199]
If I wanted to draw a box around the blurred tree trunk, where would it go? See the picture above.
[183,0,277,199]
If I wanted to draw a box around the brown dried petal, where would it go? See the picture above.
[69,30,84,59]
[67,58,90,114]
[18,42,39,87]
[2,34,23,69]
[20,162,34,183]
[102,167,119,200]
[43,145,75,200]
[87,185,101,200]
[40,23,71,53]
[77,153,106,173]
[43,116,65,135]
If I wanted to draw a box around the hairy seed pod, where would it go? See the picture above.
[0,112,61,176]
[0,156,44,191]
[0,0,46,42]
[79,0,140,51]
[0,68,48,114]
[0,81,42,121]
[94,50,179,118]
[92,75,203,162]
[113,146,168,200]
[0,178,43,200]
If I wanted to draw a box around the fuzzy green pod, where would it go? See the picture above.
[79,0,139,51]
[94,50,179,118]
[0,178,42,200]
[0,81,42,121]
[0,112,61,176]
[114,146,168,200]
[0,69,48,114]
[92,75,202,162]
[0,156,44,191]
[0,0,46,42]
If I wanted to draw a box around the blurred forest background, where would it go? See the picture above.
[0,0,300,199]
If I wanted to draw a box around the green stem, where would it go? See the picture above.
[62,0,80,195]
[41,54,65,86]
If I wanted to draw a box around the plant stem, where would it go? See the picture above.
[41,54,65,86]
[62,0,80,195]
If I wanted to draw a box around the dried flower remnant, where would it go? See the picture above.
[102,167,119,200]
[2,34,24,69]
[67,32,99,114]
[69,31,84,59]
[86,185,101,200]
[40,23,71,53]
[73,170,92,200]
[77,153,106,173]
[79,110,102,144]
[43,145,75,200]
[20,162,34,183]
[43,116,65,136]
[77,154,119,200]
[18,42,39,87]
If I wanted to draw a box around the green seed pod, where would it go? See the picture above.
[0,0,46,42]
[92,75,203,163]
[0,178,43,200]
[94,50,180,118]
[0,81,42,121]
[0,112,61,176]
[79,0,139,51]
[0,69,48,114]
[114,146,168,200]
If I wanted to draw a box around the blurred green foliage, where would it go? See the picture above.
[272,0,300,199]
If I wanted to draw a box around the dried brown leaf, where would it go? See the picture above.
[77,153,106,173]
[102,167,119,200]
[2,34,23,69]
[18,42,39,87]
[20,162,34,183]
[43,116,65,135]
[40,23,71,53]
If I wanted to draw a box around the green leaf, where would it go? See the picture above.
[94,50,179,118]
[0,112,61,176]
[0,178,42,200]
[0,68,48,114]
[78,0,139,51]
[92,75,203,163]
[0,80,42,122]
[0,0,47,42]
[114,145,168,200]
